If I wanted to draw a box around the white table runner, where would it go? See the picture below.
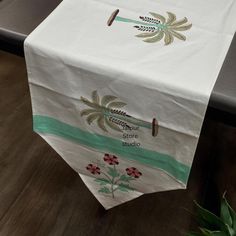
[24,0,236,209]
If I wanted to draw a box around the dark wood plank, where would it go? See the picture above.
[0,49,231,236]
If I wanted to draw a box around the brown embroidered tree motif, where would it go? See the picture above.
[108,9,192,45]
[80,90,159,136]
[86,154,142,198]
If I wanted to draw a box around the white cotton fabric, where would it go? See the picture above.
[24,0,236,209]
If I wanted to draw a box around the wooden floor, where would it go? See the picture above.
[0,50,236,236]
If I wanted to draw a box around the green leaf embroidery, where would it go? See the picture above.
[118,183,135,192]
[95,178,110,186]
[119,174,134,182]
[117,186,129,192]
[98,186,111,194]
[107,167,120,178]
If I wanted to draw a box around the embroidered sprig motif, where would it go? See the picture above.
[86,154,142,198]
[107,9,192,45]
[80,90,159,136]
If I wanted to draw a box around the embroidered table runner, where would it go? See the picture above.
[24,0,236,209]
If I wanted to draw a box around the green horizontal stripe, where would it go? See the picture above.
[33,115,190,183]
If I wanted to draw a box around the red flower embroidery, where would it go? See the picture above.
[86,164,101,175]
[126,167,142,178]
[103,153,119,165]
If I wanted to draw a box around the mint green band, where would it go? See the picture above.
[115,16,166,30]
[115,16,157,27]
[33,115,190,184]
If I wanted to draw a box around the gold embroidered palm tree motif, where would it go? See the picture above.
[80,90,159,137]
[107,10,192,45]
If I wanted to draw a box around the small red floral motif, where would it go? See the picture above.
[86,164,101,175]
[103,153,119,165]
[126,167,142,178]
